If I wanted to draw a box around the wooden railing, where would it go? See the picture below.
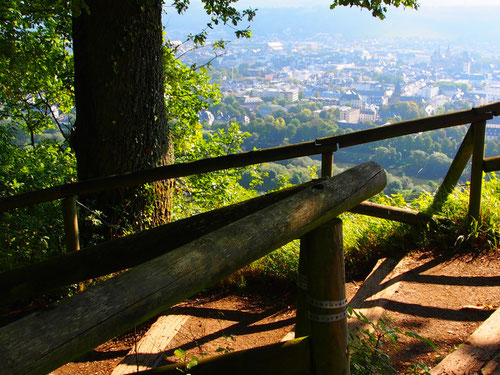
[1,162,387,375]
[1,102,500,374]
[1,102,499,211]
[1,102,499,258]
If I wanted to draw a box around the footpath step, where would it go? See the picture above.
[112,309,189,374]
[430,308,500,375]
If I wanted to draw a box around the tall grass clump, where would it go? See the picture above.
[428,173,500,254]
[239,172,500,283]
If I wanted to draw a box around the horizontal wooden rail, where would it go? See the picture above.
[0,192,430,308]
[0,162,386,375]
[483,155,500,172]
[0,181,318,306]
[349,201,433,226]
[0,140,338,212]
[317,101,498,149]
[1,101,499,212]
[137,337,310,375]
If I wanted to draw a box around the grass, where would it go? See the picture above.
[229,172,500,285]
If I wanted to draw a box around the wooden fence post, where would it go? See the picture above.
[296,152,334,338]
[62,196,82,290]
[468,121,486,222]
[295,238,310,338]
[62,196,80,254]
[307,219,349,375]
[321,152,334,178]
[430,124,474,214]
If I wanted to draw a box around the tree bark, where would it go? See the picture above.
[72,0,172,242]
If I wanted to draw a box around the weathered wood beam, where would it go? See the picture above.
[0,162,386,375]
[349,202,433,226]
[0,181,317,306]
[429,125,475,214]
[483,155,500,172]
[137,337,310,375]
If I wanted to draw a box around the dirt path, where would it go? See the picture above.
[52,250,500,374]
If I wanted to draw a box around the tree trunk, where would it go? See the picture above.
[72,0,172,243]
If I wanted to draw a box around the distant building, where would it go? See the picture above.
[338,106,360,123]
[487,117,500,139]
[237,96,264,110]
[214,112,231,124]
[417,86,439,99]
[359,107,377,122]
[357,90,388,106]
[310,97,339,106]
[267,42,284,52]
[254,88,299,102]
[340,90,363,108]
[463,92,487,107]
[237,115,250,125]
[486,124,500,139]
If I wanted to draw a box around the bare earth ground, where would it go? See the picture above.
[52,250,500,374]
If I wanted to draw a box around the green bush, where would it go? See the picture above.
[0,124,76,271]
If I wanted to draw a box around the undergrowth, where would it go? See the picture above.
[348,307,435,375]
[234,172,500,284]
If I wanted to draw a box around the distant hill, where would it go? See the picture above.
[162,4,500,48]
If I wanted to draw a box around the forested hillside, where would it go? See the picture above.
[205,95,500,194]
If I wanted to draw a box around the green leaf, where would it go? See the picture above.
[174,348,186,359]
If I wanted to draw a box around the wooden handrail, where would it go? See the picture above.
[0,181,317,305]
[1,102,499,212]
[483,155,500,172]
[0,140,338,212]
[0,162,386,375]
[318,101,497,149]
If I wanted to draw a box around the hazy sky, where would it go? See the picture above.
[232,0,499,8]
[163,0,498,46]
[185,0,500,9]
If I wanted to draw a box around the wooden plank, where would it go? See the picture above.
[0,162,387,375]
[0,181,316,305]
[468,307,500,348]
[112,310,190,374]
[430,125,475,214]
[0,140,339,212]
[430,308,500,375]
[1,101,498,212]
[483,155,500,172]
[306,220,349,375]
[136,337,311,375]
[348,201,433,225]
[468,121,487,221]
